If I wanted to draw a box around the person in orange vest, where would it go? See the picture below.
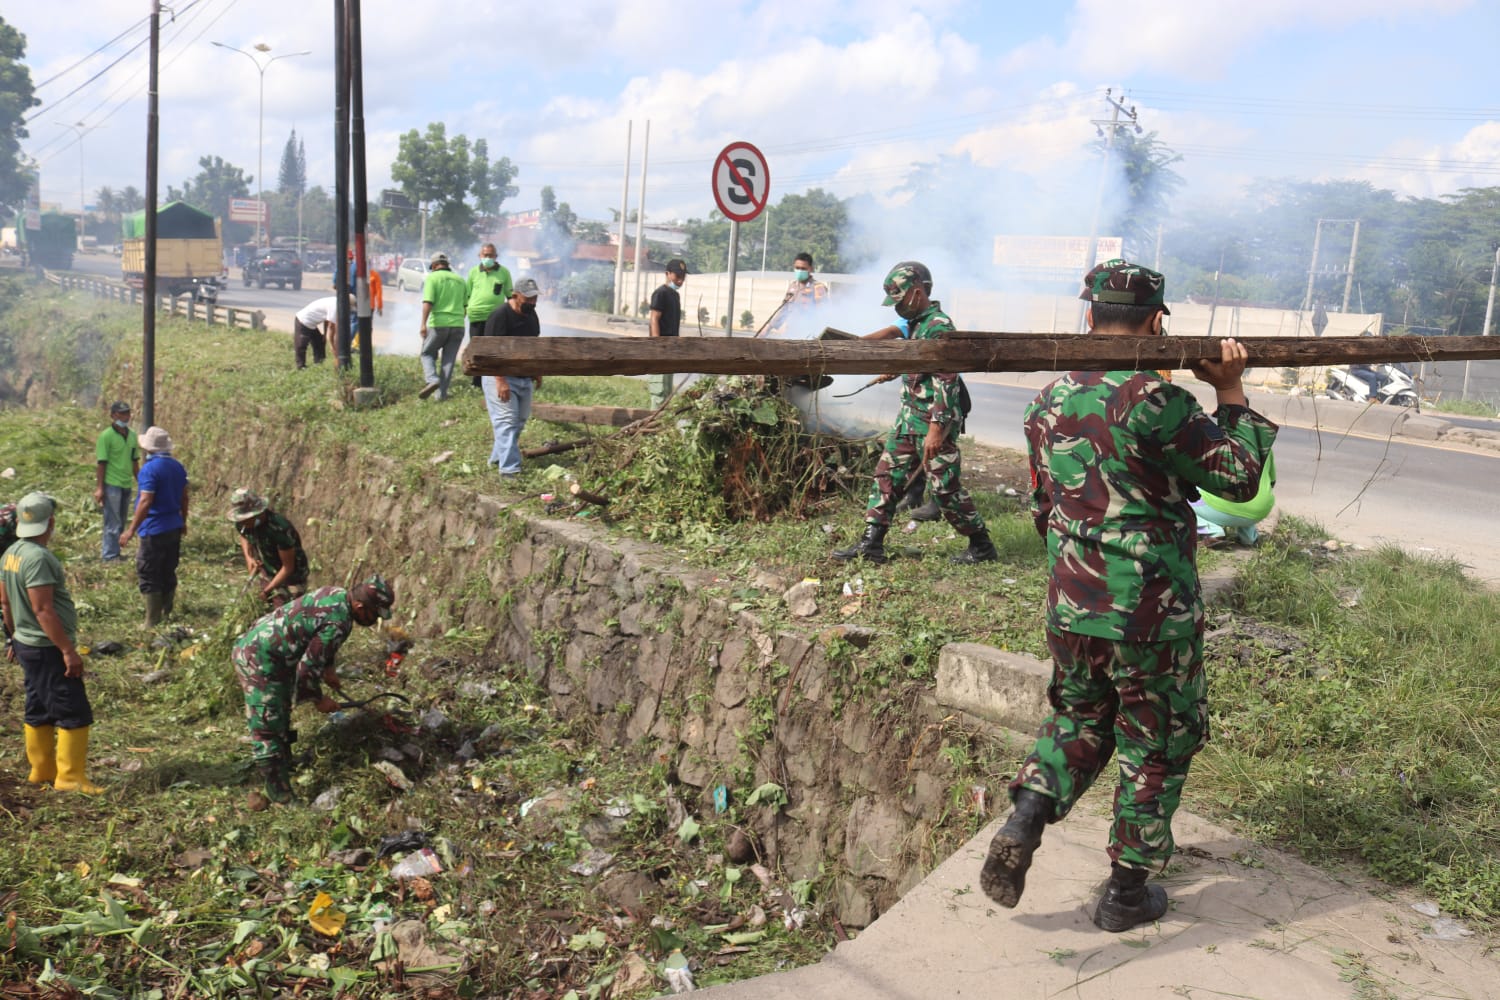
[345,250,384,351]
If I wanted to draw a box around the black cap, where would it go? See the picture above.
[110,401,131,414]
[665,259,687,277]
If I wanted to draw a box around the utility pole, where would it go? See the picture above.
[631,120,650,319]
[1483,242,1499,338]
[613,121,632,315]
[1081,88,1140,331]
[1342,219,1361,313]
[349,0,373,388]
[142,2,160,430]
[333,0,351,366]
[1302,218,1359,329]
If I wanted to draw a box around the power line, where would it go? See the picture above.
[31,15,152,91]
[1130,88,1500,122]
[31,0,230,167]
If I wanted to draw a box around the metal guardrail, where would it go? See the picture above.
[44,270,266,332]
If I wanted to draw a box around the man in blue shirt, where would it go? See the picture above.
[119,426,190,627]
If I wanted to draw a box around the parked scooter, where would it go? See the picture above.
[1326,363,1419,407]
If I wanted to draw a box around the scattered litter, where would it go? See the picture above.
[172,848,214,870]
[713,785,729,813]
[459,680,497,700]
[428,450,455,465]
[968,785,987,814]
[1004,487,1019,496]
[389,848,444,880]
[91,641,126,656]
[306,891,347,937]
[372,761,412,791]
[902,520,917,533]
[1422,917,1474,941]
[311,787,343,811]
[375,830,429,859]
[540,493,555,503]
[603,798,633,819]
[841,577,864,598]
[1002,577,1016,585]
[783,905,810,930]
[662,950,695,993]
[419,708,449,731]
[568,848,615,877]
[820,523,835,534]
[1411,901,1440,917]
[138,669,171,684]
[0,467,13,478]
[326,849,373,867]
[1321,539,1342,552]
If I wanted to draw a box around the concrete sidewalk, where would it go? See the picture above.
[699,798,1496,999]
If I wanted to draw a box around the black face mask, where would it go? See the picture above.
[521,304,536,314]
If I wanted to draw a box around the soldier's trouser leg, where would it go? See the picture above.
[1010,629,1207,869]
[233,648,294,770]
[925,433,984,536]
[864,418,923,528]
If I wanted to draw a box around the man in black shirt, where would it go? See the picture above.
[647,259,686,407]
[482,277,544,477]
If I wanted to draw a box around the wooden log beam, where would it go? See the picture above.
[463,332,1500,378]
[530,403,655,427]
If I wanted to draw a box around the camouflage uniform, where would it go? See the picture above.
[0,503,17,559]
[861,301,984,537]
[232,587,355,776]
[237,511,310,606]
[1015,367,1277,868]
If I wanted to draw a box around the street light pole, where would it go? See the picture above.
[57,120,101,236]
[211,42,310,248]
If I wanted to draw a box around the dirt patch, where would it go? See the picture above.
[957,440,1031,496]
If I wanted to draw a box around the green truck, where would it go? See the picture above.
[15,212,76,271]
[122,201,225,302]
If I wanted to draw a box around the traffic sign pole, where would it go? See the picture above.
[724,220,741,338]
[711,141,769,340]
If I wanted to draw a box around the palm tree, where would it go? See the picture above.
[118,186,144,214]
[94,186,118,223]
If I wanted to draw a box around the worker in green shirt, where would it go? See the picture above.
[93,401,139,562]
[465,242,512,387]
[417,252,469,401]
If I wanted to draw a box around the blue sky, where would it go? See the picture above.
[13,0,1499,228]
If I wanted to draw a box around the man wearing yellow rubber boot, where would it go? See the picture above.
[1,493,103,794]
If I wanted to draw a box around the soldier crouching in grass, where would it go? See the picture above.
[231,575,394,804]
[227,489,311,607]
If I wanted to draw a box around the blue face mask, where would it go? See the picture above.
[113,419,129,430]
[794,268,810,282]
[481,258,497,269]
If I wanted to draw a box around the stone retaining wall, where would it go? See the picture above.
[169,392,998,927]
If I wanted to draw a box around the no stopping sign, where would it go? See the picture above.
[711,141,770,223]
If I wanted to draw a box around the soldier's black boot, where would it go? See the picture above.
[831,523,888,564]
[1092,863,1169,932]
[979,789,1052,907]
[909,499,941,522]
[950,528,998,564]
[258,761,293,804]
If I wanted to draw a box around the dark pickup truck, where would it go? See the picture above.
[243,249,303,290]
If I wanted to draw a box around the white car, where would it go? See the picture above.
[395,257,427,291]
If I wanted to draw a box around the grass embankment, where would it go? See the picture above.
[2,281,1499,997]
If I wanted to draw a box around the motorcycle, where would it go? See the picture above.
[1325,363,1419,407]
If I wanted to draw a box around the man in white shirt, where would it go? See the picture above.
[292,295,349,369]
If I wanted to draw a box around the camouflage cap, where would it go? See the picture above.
[352,574,395,620]
[1078,259,1171,314]
[226,488,270,522]
[881,261,933,306]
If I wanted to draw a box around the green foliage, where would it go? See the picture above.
[166,155,255,245]
[739,310,754,330]
[0,15,40,215]
[276,128,306,197]
[683,188,856,275]
[1198,518,1500,920]
[391,123,518,249]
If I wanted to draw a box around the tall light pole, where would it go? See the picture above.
[57,120,101,237]
[212,41,310,248]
